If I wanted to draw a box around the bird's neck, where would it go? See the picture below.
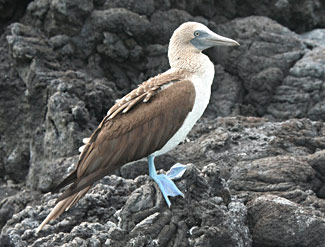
[168,43,214,78]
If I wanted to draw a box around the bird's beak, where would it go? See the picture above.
[191,30,240,51]
[207,32,240,47]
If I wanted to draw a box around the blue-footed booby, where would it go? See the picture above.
[37,22,239,232]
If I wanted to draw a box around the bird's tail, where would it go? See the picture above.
[36,186,91,233]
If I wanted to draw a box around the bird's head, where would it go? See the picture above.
[170,22,239,52]
[168,22,239,71]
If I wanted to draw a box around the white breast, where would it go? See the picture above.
[152,62,215,157]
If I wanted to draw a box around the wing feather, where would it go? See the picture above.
[58,78,194,201]
[40,71,195,231]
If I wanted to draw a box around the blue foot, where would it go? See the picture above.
[166,163,187,180]
[148,156,187,207]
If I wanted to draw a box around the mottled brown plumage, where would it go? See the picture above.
[58,73,193,201]
[107,69,188,118]
[37,72,195,231]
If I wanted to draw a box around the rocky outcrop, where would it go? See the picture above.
[267,45,325,120]
[2,117,325,246]
[0,0,32,34]
[170,0,325,33]
[1,0,325,246]
[1,163,251,247]
[4,22,119,192]
[248,195,325,246]
[207,16,305,117]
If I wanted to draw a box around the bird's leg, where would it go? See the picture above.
[148,155,187,207]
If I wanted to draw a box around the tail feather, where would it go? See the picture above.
[37,186,91,233]
[66,186,91,211]
[52,171,77,193]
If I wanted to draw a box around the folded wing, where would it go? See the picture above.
[37,72,195,232]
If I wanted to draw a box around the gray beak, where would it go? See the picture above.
[191,30,239,51]
[207,33,240,47]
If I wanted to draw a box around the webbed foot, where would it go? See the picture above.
[148,156,187,207]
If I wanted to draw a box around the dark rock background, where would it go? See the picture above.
[0,0,325,246]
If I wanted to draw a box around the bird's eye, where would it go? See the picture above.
[194,31,200,37]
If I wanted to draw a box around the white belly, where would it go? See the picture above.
[152,70,214,157]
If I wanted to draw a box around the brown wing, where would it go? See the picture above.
[37,77,195,232]
[52,70,188,193]
[107,69,188,119]
[58,78,195,200]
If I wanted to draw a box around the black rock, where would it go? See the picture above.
[1,1,325,246]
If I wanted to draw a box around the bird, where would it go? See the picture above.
[37,21,239,232]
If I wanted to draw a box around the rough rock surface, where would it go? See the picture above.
[170,0,325,33]
[2,117,325,246]
[267,45,325,120]
[1,0,325,246]
[248,195,325,246]
[207,16,305,117]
